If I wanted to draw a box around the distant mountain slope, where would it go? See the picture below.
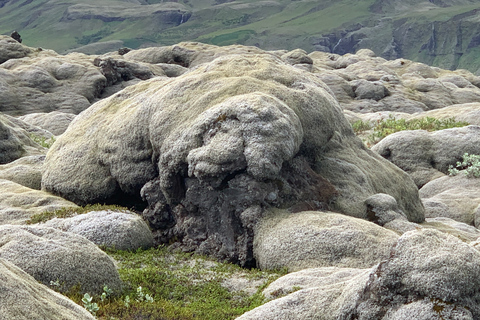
[2,0,480,72]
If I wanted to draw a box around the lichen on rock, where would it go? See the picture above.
[42,51,424,266]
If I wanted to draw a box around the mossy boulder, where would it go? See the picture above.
[0,258,95,320]
[42,51,424,266]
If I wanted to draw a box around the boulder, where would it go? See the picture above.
[262,267,369,301]
[43,210,154,250]
[239,229,480,319]
[0,35,31,64]
[123,42,269,68]
[0,225,122,294]
[409,102,480,126]
[281,49,313,67]
[0,113,48,164]
[0,155,44,189]
[0,50,105,116]
[308,52,480,115]
[0,258,95,320]
[42,52,423,266]
[254,211,399,271]
[19,111,76,135]
[351,79,389,101]
[422,217,480,242]
[419,174,480,225]
[156,62,189,77]
[237,267,371,320]
[315,72,355,103]
[364,193,408,225]
[372,126,480,187]
[348,229,480,319]
[0,39,170,117]
[92,56,165,87]
[0,179,78,225]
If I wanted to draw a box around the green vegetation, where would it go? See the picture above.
[26,204,130,224]
[62,247,284,320]
[210,30,255,46]
[448,153,480,178]
[76,28,114,45]
[352,116,469,146]
[2,0,480,71]
[29,133,56,148]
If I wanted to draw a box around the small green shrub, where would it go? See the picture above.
[448,153,480,178]
[352,116,469,146]
[351,119,371,134]
[26,204,130,224]
[82,293,100,316]
[29,133,56,148]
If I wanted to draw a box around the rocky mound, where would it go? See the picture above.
[2,38,480,318]
[42,50,423,267]
[239,229,480,319]
[0,258,95,320]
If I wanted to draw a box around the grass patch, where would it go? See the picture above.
[29,133,56,148]
[210,30,256,46]
[62,247,284,320]
[26,204,130,224]
[353,116,469,146]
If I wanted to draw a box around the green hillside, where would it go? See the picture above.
[2,0,480,72]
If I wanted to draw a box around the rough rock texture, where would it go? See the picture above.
[0,49,104,115]
[237,268,371,320]
[123,42,268,68]
[19,111,76,135]
[0,179,78,225]
[372,126,480,187]
[0,155,44,189]
[42,52,423,266]
[254,211,399,271]
[0,113,48,164]
[0,225,122,294]
[348,229,480,319]
[239,229,480,320]
[0,258,95,320]
[364,193,408,226]
[0,37,166,116]
[262,267,369,301]
[43,210,154,251]
[0,35,31,64]
[306,51,480,115]
[93,56,165,88]
[422,217,480,242]
[419,174,480,225]
[409,102,480,126]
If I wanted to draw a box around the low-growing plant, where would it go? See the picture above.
[82,293,100,317]
[29,133,56,148]
[26,204,130,224]
[65,247,284,320]
[352,115,469,146]
[448,153,480,178]
[135,286,154,303]
[49,279,61,289]
[351,119,371,134]
[101,285,113,302]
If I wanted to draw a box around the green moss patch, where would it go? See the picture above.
[63,247,284,319]
[26,204,130,224]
